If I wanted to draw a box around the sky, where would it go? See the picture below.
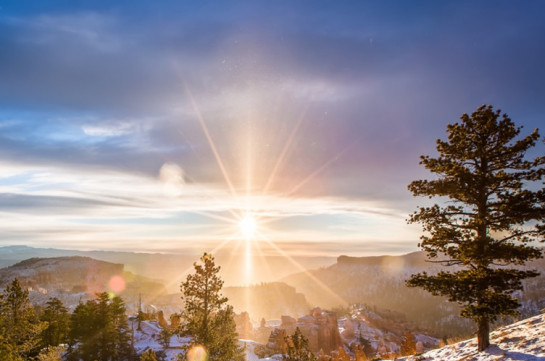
[1,0,545,260]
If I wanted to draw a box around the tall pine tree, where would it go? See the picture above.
[179,253,244,361]
[406,105,545,351]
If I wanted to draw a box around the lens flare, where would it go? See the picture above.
[108,275,126,293]
[187,345,208,361]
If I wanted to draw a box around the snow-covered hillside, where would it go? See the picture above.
[398,312,545,361]
[339,304,438,355]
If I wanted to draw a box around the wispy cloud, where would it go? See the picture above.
[0,159,420,253]
[0,1,544,255]
[82,121,140,137]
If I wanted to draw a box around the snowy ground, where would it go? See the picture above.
[131,313,545,361]
[132,320,189,360]
[240,339,281,361]
[131,320,278,361]
[397,313,545,361]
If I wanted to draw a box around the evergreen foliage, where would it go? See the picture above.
[282,327,316,361]
[406,105,545,351]
[35,345,66,361]
[0,279,46,360]
[139,349,158,361]
[158,327,173,350]
[179,253,245,361]
[40,297,69,348]
[67,292,133,361]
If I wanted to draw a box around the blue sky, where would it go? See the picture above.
[1,1,544,258]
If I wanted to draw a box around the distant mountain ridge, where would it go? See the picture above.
[0,245,198,293]
[0,245,335,289]
[336,251,429,268]
[0,255,167,309]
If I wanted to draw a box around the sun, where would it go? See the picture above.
[239,213,258,239]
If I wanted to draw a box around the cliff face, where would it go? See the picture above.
[0,256,124,294]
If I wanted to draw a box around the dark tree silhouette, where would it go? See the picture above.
[406,105,545,351]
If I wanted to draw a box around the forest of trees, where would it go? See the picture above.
[0,253,246,361]
[66,293,133,361]
[0,278,135,361]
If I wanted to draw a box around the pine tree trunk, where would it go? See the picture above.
[477,318,490,351]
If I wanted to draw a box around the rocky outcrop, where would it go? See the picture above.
[280,307,343,354]
[157,310,168,329]
[257,308,343,357]
[170,313,181,329]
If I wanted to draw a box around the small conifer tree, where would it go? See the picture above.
[139,349,158,361]
[158,328,172,350]
[179,253,245,361]
[283,327,316,361]
[357,325,374,358]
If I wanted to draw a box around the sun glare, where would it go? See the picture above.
[178,85,347,296]
[239,213,258,239]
